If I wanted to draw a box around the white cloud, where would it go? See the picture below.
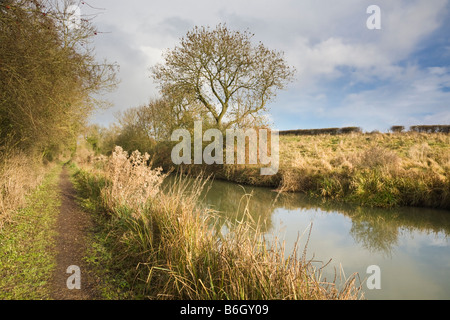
[380,0,447,57]
[330,66,450,130]
[288,37,392,84]
[287,0,448,85]
[86,0,450,130]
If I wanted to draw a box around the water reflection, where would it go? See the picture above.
[187,176,450,256]
[163,174,450,299]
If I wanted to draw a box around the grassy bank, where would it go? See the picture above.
[278,132,450,209]
[0,164,61,299]
[72,147,362,300]
[151,131,450,209]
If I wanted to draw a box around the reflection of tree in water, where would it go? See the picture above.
[346,205,450,256]
[163,173,450,256]
[276,193,450,256]
[349,214,399,257]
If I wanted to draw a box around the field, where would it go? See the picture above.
[277,132,450,208]
[152,131,450,209]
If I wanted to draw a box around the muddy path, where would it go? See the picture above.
[50,166,99,300]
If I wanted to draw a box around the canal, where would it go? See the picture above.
[164,174,450,299]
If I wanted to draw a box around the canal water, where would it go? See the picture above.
[166,175,450,300]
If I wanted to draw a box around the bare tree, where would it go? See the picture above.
[151,24,295,129]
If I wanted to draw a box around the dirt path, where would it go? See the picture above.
[50,166,99,300]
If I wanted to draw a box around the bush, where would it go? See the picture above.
[101,146,166,218]
[390,126,405,133]
[339,127,362,134]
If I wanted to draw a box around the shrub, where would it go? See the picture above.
[390,126,405,133]
[101,146,167,218]
[357,146,401,171]
[339,127,362,134]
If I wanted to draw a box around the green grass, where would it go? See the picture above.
[0,164,62,299]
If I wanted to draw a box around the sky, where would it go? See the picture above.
[83,0,450,132]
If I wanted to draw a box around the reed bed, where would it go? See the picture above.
[74,146,363,300]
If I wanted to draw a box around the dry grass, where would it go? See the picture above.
[74,146,363,300]
[0,152,50,229]
[101,146,167,218]
[278,132,450,208]
[146,175,361,300]
[150,131,449,209]
[280,131,450,175]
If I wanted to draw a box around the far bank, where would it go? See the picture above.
[145,131,450,210]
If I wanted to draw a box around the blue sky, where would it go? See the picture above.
[86,0,450,132]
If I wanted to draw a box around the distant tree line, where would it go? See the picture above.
[408,125,450,133]
[279,127,362,136]
[390,125,450,133]
[278,125,450,136]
